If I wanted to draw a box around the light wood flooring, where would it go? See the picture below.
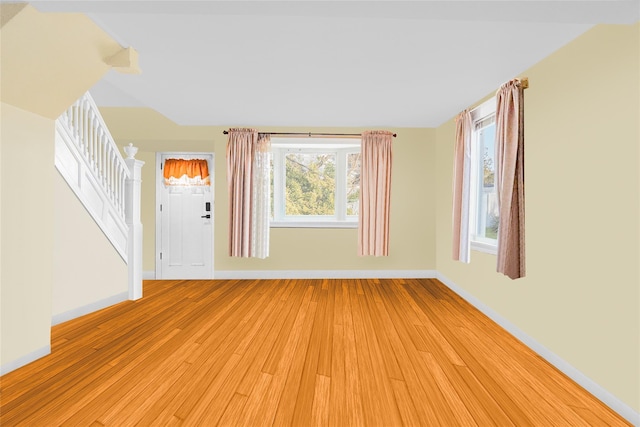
[0,278,630,426]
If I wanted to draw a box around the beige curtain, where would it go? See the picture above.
[251,133,271,259]
[358,130,393,256]
[452,110,472,263]
[227,128,258,257]
[495,79,526,279]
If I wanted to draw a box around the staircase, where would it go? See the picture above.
[54,91,143,299]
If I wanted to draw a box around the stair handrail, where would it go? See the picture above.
[58,92,130,222]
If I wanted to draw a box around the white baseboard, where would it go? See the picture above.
[51,292,129,326]
[1,345,51,376]
[436,272,640,426]
[143,270,156,280]
[214,269,437,280]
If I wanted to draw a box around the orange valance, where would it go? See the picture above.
[163,159,210,186]
[164,159,209,180]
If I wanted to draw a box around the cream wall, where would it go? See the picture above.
[0,103,54,367]
[435,23,639,412]
[217,127,435,273]
[0,3,124,119]
[101,110,436,274]
[52,172,127,318]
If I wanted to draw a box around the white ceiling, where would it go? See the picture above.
[31,1,640,128]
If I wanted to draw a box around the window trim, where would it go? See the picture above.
[469,97,498,255]
[271,139,360,228]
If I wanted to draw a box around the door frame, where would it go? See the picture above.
[155,152,215,279]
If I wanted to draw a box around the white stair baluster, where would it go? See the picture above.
[107,146,113,200]
[101,132,107,187]
[120,168,126,216]
[110,150,116,202]
[73,103,79,143]
[82,100,89,155]
[93,116,99,170]
[89,114,95,166]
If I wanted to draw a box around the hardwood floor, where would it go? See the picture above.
[0,278,630,426]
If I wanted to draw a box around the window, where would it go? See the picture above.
[470,98,499,253]
[271,139,360,227]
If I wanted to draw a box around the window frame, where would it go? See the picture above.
[469,98,499,255]
[271,138,360,229]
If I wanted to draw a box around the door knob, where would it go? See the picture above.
[201,214,211,219]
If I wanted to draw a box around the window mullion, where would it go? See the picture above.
[273,149,284,221]
[335,149,346,221]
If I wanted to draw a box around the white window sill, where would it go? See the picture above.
[270,221,357,229]
[471,240,497,255]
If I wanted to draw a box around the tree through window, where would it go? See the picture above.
[271,139,360,227]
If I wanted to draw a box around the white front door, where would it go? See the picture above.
[156,153,214,279]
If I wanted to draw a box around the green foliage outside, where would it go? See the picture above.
[346,153,361,215]
[271,151,361,217]
[285,153,336,215]
[483,147,495,187]
[486,220,499,239]
[483,147,499,238]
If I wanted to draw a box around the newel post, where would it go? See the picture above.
[124,143,145,300]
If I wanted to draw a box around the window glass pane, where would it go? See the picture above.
[270,140,360,226]
[475,121,499,240]
[346,152,361,216]
[285,153,336,215]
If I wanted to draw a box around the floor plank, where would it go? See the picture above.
[0,278,631,427]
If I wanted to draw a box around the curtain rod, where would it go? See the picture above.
[222,131,396,138]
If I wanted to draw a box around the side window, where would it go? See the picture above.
[470,99,499,253]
